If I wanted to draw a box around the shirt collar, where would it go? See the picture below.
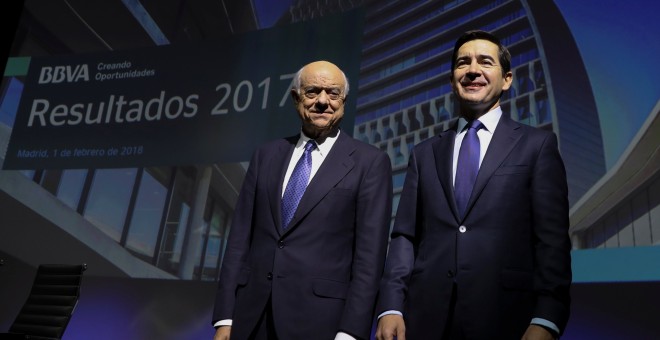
[457,106,502,133]
[298,130,340,157]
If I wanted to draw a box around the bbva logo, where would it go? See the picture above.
[38,64,90,84]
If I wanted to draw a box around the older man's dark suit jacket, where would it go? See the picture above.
[213,131,392,340]
[377,114,572,339]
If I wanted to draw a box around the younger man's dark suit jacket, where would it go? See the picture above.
[377,115,572,339]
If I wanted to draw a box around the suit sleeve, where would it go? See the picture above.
[340,150,393,339]
[376,147,420,314]
[211,148,260,324]
[530,132,572,334]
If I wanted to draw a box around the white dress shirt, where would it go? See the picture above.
[281,131,338,196]
[451,107,501,185]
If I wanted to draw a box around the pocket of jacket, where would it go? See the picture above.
[328,187,354,197]
[493,165,529,175]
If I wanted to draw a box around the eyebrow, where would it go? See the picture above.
[303,86,342,92]
[457,54,496,61]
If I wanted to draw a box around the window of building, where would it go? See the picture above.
[535,97,551,125]
[516,99,531,124]
[40,169,63,195]
[197,199,229,281]
[56,169,87,210]
[392,193,401,216]
[19,170,35,180]
[83,168,137,241]
[393,142,406,166]
[157,167,195,275]
[393,172,406,189]
[126,168,171,259]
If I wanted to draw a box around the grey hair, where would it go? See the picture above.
[292,64,350,97]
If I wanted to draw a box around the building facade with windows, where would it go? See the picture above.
[350,0,606,224]
[569,103,660,249]
[0,143,245,280]
[285,0,607,226]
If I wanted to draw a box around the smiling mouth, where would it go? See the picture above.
[462,83,486,92]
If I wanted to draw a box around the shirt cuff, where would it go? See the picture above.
[334,331,356,340]
[531,318,560,337]
[213,319,232,328]
[378,310,403,319]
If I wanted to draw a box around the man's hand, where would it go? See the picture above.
[376,314,406,340]
[521,324,556,340]
[213,326,231,340]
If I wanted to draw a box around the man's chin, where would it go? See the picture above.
[303,122,337,137]
[309,117,337,128]
[459,95,485,104]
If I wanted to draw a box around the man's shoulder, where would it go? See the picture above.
[257,135,296,149]
[408,133,447,154]
[248,136,296,162]
[339,132,385,153]
[516,122,557,143]
[499,115,556,139]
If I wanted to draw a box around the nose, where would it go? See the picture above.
[465,61,481,79]
[316,90,330,105]
[313,90,330,110]
[468,58,482,71]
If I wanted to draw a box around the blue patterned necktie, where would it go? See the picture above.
[281,140,316,229]
[455,120,483,218]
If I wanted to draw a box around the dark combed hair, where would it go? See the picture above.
[450,30,511,75]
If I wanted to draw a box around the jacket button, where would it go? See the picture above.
[447,270,454,278]
[267,272,273,280]
[459,225,467,233]
[278,240,285,248]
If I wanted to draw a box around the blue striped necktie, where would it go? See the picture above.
[281,140,316,229]
[455,120,483,217]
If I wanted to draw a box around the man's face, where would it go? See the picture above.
[451,39,512,117]
[293,61,346,138]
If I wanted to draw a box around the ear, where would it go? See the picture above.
[501,71,513,91]
[290,89,300,104]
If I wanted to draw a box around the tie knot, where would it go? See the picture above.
[467,120,483,131]
[304,140,316,153]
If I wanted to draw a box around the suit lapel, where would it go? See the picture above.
[284,132,355,234]
[432,127,460,222]
[268,136,297,234]
[465,115,522,217]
